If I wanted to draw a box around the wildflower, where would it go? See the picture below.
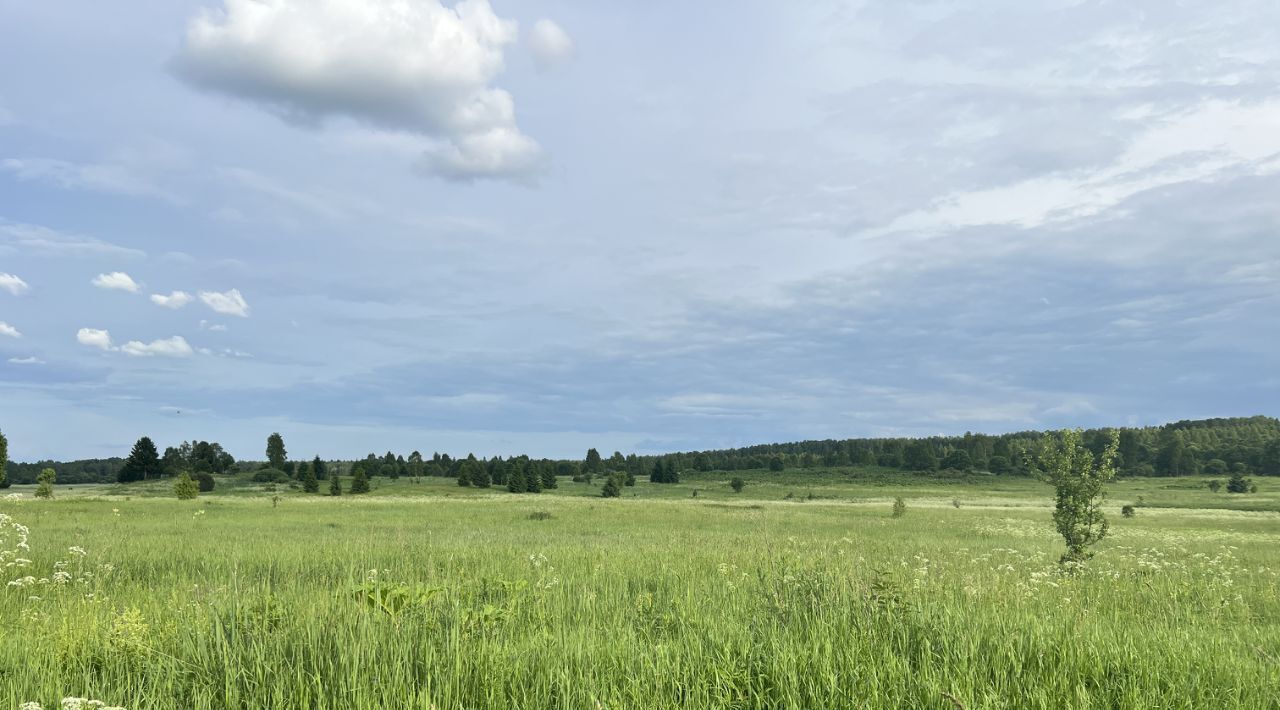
[68,546,87,557]
[20,702,43,710]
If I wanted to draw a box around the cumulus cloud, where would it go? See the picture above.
[0,272,29,295]
[7,356,43,365]
[526,19,573,71]
[76,328,114,350]
[0,321,20,338]
[150,290,193,309]
[174,0,544,181]
[199,288,250,317]
[121,335,194,358]
[91,271,141,293]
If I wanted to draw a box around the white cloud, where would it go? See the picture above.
[0,157,176,201]
[121,335,194,358]
[76,328,114,351]
[199,320,229,332]
[0,272,29,295]
[7,356,43,365]
[92,271,141,293]
[0,321,20,338]
[526,19,573,71]
[199,288,250,317]
[175,0,543,181]
[150,290,193,309]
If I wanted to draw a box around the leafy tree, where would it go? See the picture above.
[408,451,423,482]
[349,468,371,494]
[903,441,938,471]
[608,451,626,471]
[624,468,636,486]
[119,437,163,482]
[730,477,745,493]
[1156,433,1195,476]
[768,457,785,472]
[173,472,198,500]
[302,462,320,493]
[313,455,328,480]
[266,433,287,471]
[987,455,1012,475]
[940,449,971,471]
[1121,504,1136,518]
[329,473,342,496]
[196,472,216,492]
[0,428,8,488]
[1040,429,1119,565]
[891,497,906,518]
[1261,440,1280,476]
[584,448,603,474]
[601,474,621,498]
[35,467,56,499]
[162,446,185,476]
[1204,459,1229,475]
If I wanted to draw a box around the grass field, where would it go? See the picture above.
[2,472,1278,708]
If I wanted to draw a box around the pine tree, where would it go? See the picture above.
[174,472,198,500]
[525,465,543,493]
[507,463,526,493]
[302,462,320,493]
[540,463,558,490]
[119,436,162,482]
[349,468,371,494]
[329,473,342,496]
[313,455,328,480]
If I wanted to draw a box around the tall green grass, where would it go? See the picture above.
[1,482,1277,708]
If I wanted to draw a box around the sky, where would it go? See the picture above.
[1,0,1278,462]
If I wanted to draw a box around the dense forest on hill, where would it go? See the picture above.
[3,416,1278,486]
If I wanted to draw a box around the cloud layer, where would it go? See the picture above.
[175,0,541,181]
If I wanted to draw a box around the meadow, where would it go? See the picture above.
[1,472,1278,709]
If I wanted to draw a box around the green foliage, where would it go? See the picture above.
[251,468,290,483]
[118,436,162,483]
[313,455,328,480]
[35,467,56,499]
[1227,471,1252,494]
[1040,429,1119,565]
[601,475,621,498]
[349,468,371,494]
[0,427,8,489]
[584,448,603,474]
[1121,504,1136,518]
[329,474,342,497]
[196,472,216,492]
[903,441,938,471]
[1207,480,1222,493]
[266,432,287,470]
[890,497,906,518]
[173,472,199,500]
[768,457,785,472]
[301,462,319,493]
[730,477,745,493]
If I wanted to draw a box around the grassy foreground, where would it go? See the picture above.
[1,476,1278,709]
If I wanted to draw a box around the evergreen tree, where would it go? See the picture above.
[540,463,558,490]
[624,468,636,486]
[0,428,8,489]
[266,432,287,471]
[329,473,342,496]
[119,436,163,482]
[601,474,621,498]
[173,472,198,500]
[302,462,320,493]
[465,455,490,488]
[313,455,328,480]
[1227,470,1252,493]
[525,464,542,493]
[650,459,665,483]
[507,463,527,493]
[349,468,371,494]
[584,448,603,474]
[35,467,56,499]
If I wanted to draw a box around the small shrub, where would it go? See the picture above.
[1121,504,1136,518]
[526,511,553,521]
[252,469,290,483]
[1227,472,1251,494]
[174,473,199,500]
[196,472,216,492]
[952,499,961,509]
[891,497,906,518]
[34,468,56,499]
[601,475,621,498]
[730,477,745,493]
[1207,480,1222,493]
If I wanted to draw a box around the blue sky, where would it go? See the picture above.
[1,0,1278,462]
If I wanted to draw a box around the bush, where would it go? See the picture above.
[196,472,216,492]
[174,472,199,500]
[730,477,745,493]
[527,511,553,521]
[252,469,290,483]
[1121,504,1136,518]
[1227,472,1251,494]
[891,497,906,518]
[1207,480,1222,493]
[601,475,621,498]
[35,467,56,499]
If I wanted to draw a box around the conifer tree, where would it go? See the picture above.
[507,463,526,493]
[313,455,328,480]
[525,464,542,493]
[349,468,371,494]
[601,474,621,498]
[302,462,320,493]
[329,473,342,496]
[173,472,198,500]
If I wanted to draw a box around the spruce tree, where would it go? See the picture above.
[329,473,342,496]
[349,468,371,494]
[119,436,162,482]
[174,472,198,500]
[525,465,542,493]
[507,464,527,493]
[313,455,327,480]
[302,463,320,493]
[540,464,558,490]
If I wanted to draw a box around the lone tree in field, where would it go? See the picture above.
[302,462,320,493]
[891,497,906,518]
[349,468,371,494]
[35,467,56,499]
[601,474,621,498]
[266,433,287,471]
[1040,428,1119,565]
[1226,469,1252,493]
[174,472,199,500]
[329,472,342,496]
[0,428,8,488]
[730,477,745,493]
[118,436,163,482]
